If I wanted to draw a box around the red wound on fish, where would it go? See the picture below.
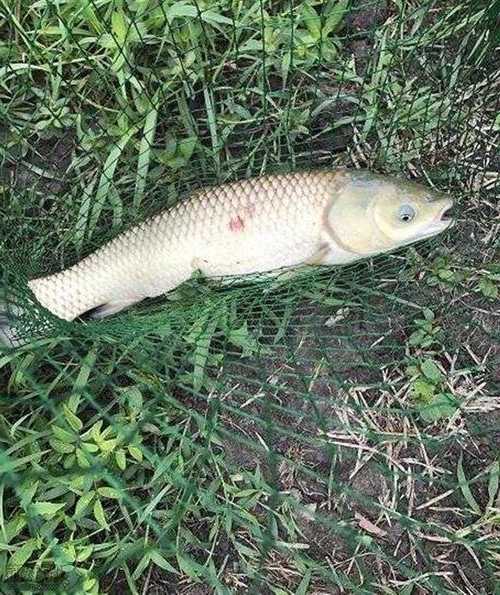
[229,215,245,232]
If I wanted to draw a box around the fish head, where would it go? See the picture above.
[327,171,454,256]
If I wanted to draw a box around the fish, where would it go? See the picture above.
[0,168,454,346]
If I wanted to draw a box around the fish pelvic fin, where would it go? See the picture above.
[0,302,27,348]
[83,297,142,320]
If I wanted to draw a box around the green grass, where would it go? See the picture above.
[0,0,499,593]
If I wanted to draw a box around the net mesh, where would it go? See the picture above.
[0,0,499,593]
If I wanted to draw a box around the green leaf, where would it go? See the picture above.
[178,137,196,160]
[71,348,98,404]
[83,577,97,592]
[229,322,260,356]
[134,91,159,210]
[422,308,435,321]
[76,545,93,562]
[420,335,436,349]
[406,365,419,377]
[82,441,99,453]
[201,10,233,26]
[132,552,151,580]
[150,550,179,574]
[61,542,77,563]
[20,481,39,509]
[188,310,220,392]
[102,425,116,438]
[3,514,27,543]
[75,491,95,518]
[88,126,137,238]
[487,461,499,509]
[420,359,442,383]
[128,445,143,462]
[295,569,312,595]
[30,501,65,518]
[97,487,122,500]
[64,454,76,469]
[478,278,498,300]
[80,420,103,442]
[81,2,103,34]
[235,489,260,498]
[166,156,187,170]
[134,0,152,16]
[240,39,263,52]
[408,329,425,346]
[63,405,83,432]
[111,10,128,44]
[301,4,321,39]
[52,425,77,443]
[93,499,109,530]
[281,51,292,84]
[177,554,204,579]
[324,0,349,36]
[115,449,127,470]
[163,133,177,159]
[99,438,118,454]
[166,2,198,21]
[5,539,38,578]
[419,393,458,422]
[413,378,435,401]
[437,268,454,281]
[76,448,91,469]
[49,438,75,454]
[457,454,481,514]
[69,475,87,491]
[122,386,144,411]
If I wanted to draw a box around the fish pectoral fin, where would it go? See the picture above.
[303,243,330,266]
[84,297,142,319]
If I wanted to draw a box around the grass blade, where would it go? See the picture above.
[487,461,499,510]
[457,454,482,515]
[133,91,160,211]
[88,126,138,240]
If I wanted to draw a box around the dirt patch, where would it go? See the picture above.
[343,0,390,75]
[301,519,349,563]
[348,464,388,512]
[345,0,389,32]
[179,586,212,595]
[2,129,75,196]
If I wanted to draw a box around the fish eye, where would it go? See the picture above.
[398,204,415,222]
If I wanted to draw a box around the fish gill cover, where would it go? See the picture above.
[0,1,498,593]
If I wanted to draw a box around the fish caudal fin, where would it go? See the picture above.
[0,303,26,348]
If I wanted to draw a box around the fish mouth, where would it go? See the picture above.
[412,198,455,242]
[431,198,454,231]
[439,202,454,222]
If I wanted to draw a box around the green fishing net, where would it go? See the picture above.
[0,1,499,593]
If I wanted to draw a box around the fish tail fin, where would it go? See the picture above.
[0,301,29,348]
